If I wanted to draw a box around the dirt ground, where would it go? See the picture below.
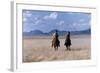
[23,35,91,62]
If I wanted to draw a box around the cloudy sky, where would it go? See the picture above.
[23,10,91,32]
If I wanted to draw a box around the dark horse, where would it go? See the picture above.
[64,32,71,50]
[51,30,60,51]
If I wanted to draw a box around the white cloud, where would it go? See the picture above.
[32,17,42,25]
[72,23,77,26]
[27,15,42,25]
[23,18,27,22]
[79,19,85,22]
[57,21,64,26]
[34,17,38,21]
[72,22,89,26]
[89,20,91,26]
[23,11,32,17]
[44,12,58,20]
[34,20,41,25]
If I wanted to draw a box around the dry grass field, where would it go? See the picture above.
[23,35,91,62]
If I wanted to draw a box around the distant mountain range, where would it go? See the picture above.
[23,28,91,36]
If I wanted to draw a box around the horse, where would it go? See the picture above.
[51,34,60,51]
[64,32,71,51]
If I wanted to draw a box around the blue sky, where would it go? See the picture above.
[23,10,91,33]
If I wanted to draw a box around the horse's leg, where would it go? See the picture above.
[55,46,58,51]
[65,46,68,50]
[56,46,58,50]
[68,46,71,51]
[67,46,68,50]
[54,46,56,51]
[56,46,58,51]
[55,47,56,51]
[51,43,53,47]
[51,41,53,47]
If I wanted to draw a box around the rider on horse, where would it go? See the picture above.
[52,30,60,50]
[64,31,71,50]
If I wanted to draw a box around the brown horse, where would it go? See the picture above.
[51,33,60,51]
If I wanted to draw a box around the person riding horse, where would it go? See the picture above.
[52,30,60,50]
[64,31,71,50]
